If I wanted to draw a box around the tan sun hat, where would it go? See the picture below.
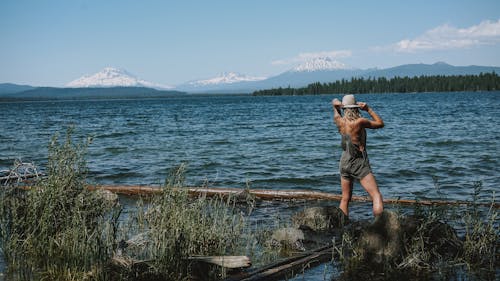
[342,94,360,108]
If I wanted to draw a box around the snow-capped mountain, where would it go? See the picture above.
[175,60,359,93]
[175,72,267,93]
[291,57,351,72]
[186,72,266,87]
[66,67,172,89]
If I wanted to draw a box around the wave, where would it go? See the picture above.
[104,147,129,154]
[252,174,334,186]
[97,131,138,139]
[422,139,470,147]
[93,171,143,180]
[208,139,233,145]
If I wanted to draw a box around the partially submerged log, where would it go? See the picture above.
[188,256,251,269]
[224,244,335,281]
[87,185,163,196]
[87,185,500,208]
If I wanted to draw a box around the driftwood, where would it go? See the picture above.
[87,185,500,209]
[0,173,43,183]
[1,161,43,185]
[224,244,334,281]
[188,256,251,269]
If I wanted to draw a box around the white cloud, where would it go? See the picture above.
[393,19,500,52]
[272,49,352,65]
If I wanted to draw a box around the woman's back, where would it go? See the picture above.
[338,118,367,152]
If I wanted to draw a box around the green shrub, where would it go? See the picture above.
[122,163,247,280]
[0,129,120,280]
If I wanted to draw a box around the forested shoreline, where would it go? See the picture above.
[252,72,500,96]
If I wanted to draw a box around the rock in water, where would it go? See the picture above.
[269,227,305,251]
[292,206,348,232]
[96,189,119,206]
[357,210,402,264]
[426,220,463,258]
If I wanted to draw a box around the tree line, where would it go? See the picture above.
[252,72,500,96]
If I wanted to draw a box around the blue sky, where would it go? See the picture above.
[1,0,499,87]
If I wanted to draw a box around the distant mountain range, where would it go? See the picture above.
[66,67,173,90]
[1,61,499,99]
[173,60,500,93]
[0,68,181,100]
[176,72,266,92]
[0,86,184,101]
[0,83,35,94]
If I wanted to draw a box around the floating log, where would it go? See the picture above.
[188,256,251,269]
[88,185,163,196]
[88,185,499,208]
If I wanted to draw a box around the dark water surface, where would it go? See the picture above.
[1,92,499,203]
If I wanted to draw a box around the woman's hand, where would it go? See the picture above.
[332,99,342,109]
[358,102,369,111]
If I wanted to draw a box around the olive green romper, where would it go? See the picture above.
[339,133,371,180]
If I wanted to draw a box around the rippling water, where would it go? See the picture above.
[0,92,498,203]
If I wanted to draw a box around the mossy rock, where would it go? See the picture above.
[291,206,348,232]
[268,227,305,251]
[400,215,463,259]
[356,210,403,264]
[426,221,463,258]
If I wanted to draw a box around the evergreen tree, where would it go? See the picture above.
[252,72,500,96]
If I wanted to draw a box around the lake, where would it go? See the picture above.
[0,92,498,205]
[1,91,499,278]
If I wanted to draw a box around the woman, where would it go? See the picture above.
[332,94,384,217]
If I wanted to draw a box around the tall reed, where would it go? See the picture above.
[462,182,498,272]
[121,163,247,280]
[0,129,121,280]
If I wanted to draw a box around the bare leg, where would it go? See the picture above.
[340,177,353,217]
[359,173,384,216]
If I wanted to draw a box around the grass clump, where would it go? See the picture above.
[0,129,121,280]
[118,163,248,280]
[462,182,498,272]
[332,182,498,280]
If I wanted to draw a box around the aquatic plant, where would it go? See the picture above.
[462,182,498,272]
[118,163,249,280]
[330,182,499,281]
[0,129,121,280]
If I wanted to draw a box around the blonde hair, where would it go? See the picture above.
[343,108,361,121]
